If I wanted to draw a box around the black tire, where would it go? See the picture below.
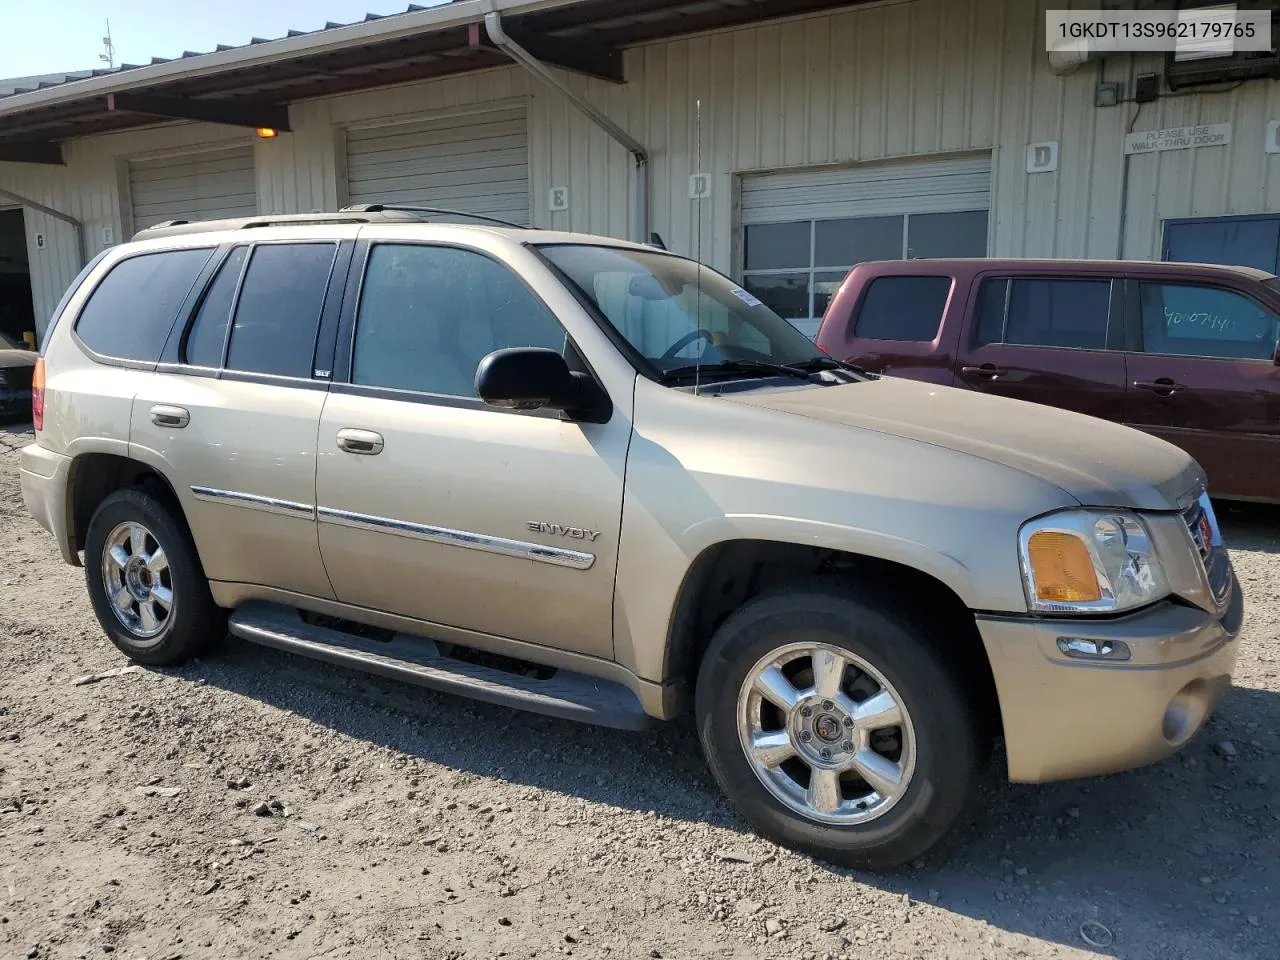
[694,583,983,870]
[84,488,224,666]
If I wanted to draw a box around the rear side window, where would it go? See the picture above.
[184,246,248,367]
[75,248,213,361]
[1139,283,1280,361]
[975,277,1111,350]
[852,276,951,342]
[224,243,336,378]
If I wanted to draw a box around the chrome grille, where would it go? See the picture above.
[1184,492,1232,610]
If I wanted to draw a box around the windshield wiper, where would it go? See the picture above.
[788,355,870,377]
[659,359,820,384]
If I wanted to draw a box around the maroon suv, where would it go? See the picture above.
[816,259,1280,501]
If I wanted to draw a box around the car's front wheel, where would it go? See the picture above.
[85,488,223,665]
[695,584,984,870]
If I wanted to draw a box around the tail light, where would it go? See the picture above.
[31,357,45,431]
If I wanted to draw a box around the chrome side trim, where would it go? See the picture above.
[190,485,316,519]
[316,506,595,570]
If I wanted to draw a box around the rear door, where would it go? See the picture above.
[953,273,1128,420]
[131,233,355,599]
[827,274,959,386]
[1122,278,1280,500]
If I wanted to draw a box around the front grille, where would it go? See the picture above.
[1183,499,1211,563]
[1184,493,1232,610]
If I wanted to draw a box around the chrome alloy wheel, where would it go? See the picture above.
[736,642,916,825]
[101,521,174,641]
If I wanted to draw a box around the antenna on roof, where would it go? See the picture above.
[100,20,116,70]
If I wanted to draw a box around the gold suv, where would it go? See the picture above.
[21,208,1242,869]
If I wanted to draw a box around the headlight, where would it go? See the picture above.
[1019,510,1169,614]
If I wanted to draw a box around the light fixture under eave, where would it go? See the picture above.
[256,127,279,139]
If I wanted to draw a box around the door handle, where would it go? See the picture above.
[1134,378,1185,397]
[336,428,384,455]
[150,404,190,428]
[960,364,1004,381]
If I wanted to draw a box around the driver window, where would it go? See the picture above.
[353,244,568,398]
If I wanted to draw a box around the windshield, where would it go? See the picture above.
[538,244,829,379]
[0,331,21,350]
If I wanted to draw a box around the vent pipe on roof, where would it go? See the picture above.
[0,186,87,268]
[483,9,649,243]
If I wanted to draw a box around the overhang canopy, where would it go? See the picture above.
[0,0,865,163]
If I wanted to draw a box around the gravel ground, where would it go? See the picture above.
[1,420,1277,960]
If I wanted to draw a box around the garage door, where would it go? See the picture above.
[346,106,530,225]
[740,155,991,336]
[129,145,257,232]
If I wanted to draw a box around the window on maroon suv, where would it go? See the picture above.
[975,277,1111,350]
[1138,283,1280,362]
[852,276,952,342]
[74,248,214,362]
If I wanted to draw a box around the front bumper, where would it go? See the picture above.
[19,442,79,566]
[977,580,1242,783]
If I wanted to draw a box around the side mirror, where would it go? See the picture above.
[475,347,583,412]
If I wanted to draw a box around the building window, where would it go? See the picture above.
[1164,215,1280,274]
[742,211,987,337]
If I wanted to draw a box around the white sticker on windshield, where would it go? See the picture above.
[729,286,763,308]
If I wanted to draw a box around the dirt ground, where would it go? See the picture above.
[1,420,1277,960]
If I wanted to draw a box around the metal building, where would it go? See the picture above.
[0,0,1277,341]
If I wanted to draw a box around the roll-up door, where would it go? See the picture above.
[740,155,992,336]
[346,106,530,225]
[129,145,257,231]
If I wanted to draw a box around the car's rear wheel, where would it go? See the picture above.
[695,584,983,870]
[85,488,223,665]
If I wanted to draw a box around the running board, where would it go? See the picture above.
[226,601,652,731]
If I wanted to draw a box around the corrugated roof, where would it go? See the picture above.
[0,4,450,101]
[0,0,870,152]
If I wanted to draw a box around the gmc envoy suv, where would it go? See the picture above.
[21,207,1242,869]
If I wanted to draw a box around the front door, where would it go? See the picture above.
[953,274,1128,421]
[314,240,630,659]
[1123,279,1280,501]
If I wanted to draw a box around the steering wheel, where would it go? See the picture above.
[661,328,716,360]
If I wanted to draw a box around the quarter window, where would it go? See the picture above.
[224,243,336,378]
[975,278,1111,350]
[75,248,214,361]
[352,244,567,398]
[852,277,952,342]
[1138,283,1279,361]
[184,246,248,367]
[742,211,987,337]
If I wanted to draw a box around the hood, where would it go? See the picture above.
[724,377,1204,511]
[0,350,37,370]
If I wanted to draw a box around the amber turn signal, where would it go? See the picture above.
[1026,530,1101,603]
[256,127,279,139]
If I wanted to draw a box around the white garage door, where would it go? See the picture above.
[740,155,991,336]
[129,145,257,232]
[346,106,530,225]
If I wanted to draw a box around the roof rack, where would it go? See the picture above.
[340,203,530,229]
[132,206,531,241]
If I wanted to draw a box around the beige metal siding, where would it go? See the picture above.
[128,145,257,231]
[345,106,530,224]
